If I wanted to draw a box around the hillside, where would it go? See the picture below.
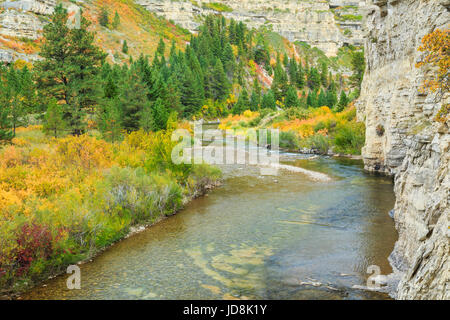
[0,0,191,64]
[137,0,364,56]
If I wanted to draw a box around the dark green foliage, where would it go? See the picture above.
[261,90,277,110]
[250,79,261,111]
[350,50,365,89]
[307,67,321,91]
[99,7,109,28]
[337,90,349,112]
[151,98,170,131]
[285,86,298,108]
[271,55,289,101]
[0,65,37,136]
[232,88,249,115]
[35,5,106,135]
[112,11,120,29]
[43,98,66,138]
[122,40,128,54]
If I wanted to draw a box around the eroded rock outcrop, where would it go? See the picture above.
[0,9,44,40]
[357,0,449,299]
[136,0,364,56]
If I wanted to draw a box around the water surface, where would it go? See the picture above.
[23,152,396,300]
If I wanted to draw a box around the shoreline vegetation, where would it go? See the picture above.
[217,104,365,157]
[0,126,222,296]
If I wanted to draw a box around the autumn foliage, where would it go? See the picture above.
[416,29,449,122]
[0,127,220,292]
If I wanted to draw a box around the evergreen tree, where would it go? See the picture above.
[250,79,261,111]
[112,11,120,29]
[261,90,277,110]
[99,7,109,28]
[307,90,318,108]
[98,98,122,142]
[307,67,321,90]
[233,88,249,115]
[156,38,166,57]
[288,56,298,85]
[285,87,299,108]
[0,67,13,142]
[119,68,151,131]
[122,40,128,54]
[35,5,106,135]
[296,61,305,89]
[2,65,36,136]
[318,89,327,107]
[283,54,289,68]
[152,98,169,131]
[210,58,229,101]
[320,62,328,87]
[140,103,155,132]
[43,98,66,138]
[350,51,365,89]
[337,90,349,112]
[271,57,289,101]
[326,87,337,108]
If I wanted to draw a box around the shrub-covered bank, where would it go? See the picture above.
[219,104,365,156]
[0,127,221,294]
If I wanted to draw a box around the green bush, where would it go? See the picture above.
[300,134,330,154]
[333,122,365,155]
[279,131,300,150]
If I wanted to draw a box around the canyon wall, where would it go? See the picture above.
[357,0,449,299]
[136,0,365,56]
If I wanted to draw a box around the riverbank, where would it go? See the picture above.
[0,127,222,297]
[18,153,397,300]
[217,105,365,157]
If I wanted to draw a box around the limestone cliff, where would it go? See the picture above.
[136,0,364,56]
[357,0,449,299]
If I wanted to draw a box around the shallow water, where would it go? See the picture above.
[22,150,397,300]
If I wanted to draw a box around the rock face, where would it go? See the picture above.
[357,0,449,299]
[0,0,56,15]
[136,0,365,56]
[0,9,44,40]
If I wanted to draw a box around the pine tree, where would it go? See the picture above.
[152,98,169,131]
[326,87,337,108]
[307,67,321,90]
[320,62,328,87]
[318,89,327,107]
[285,87,299,108]
[112,11,120,29]
[261,90,276,110]
[2,65,36,136]
[43,98,66,138]
[35,5,106,135]
[139,103,155,132]
[288,56,298,85]
[337,90,349,112]
[119,67,151,131]
[296,62,305,89]
[122,40,128,54]
[210,58,229,101]
[271,58,289,102]
[350,51,365,89]
[156,38,166,57]
[250,79,261,111]
[233,88,249,115]
[0,67,13,142]
[99,7,109,28]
